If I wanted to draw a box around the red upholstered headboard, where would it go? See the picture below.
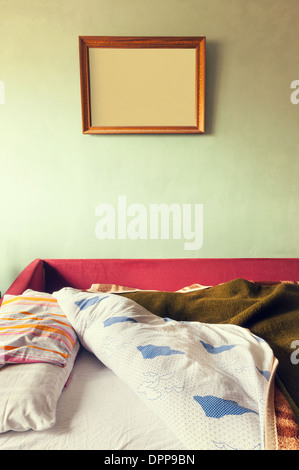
[3,258,299,297]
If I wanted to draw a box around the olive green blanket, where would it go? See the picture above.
[119,278,299,424]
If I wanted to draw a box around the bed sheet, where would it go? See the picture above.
[0,348,186,450]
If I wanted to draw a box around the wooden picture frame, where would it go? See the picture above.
[79,36,205,134]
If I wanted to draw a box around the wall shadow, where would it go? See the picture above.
[204,40,222,135]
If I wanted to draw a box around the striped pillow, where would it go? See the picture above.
[0,290,78,368]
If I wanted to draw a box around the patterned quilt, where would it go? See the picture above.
[54,287,278,450]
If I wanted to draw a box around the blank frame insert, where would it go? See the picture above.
[89,48,196,127]
[79,36,206,134]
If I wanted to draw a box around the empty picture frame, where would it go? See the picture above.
[79,36,206,134]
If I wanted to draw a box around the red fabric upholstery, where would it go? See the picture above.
[4,259,45,295]
[3,258,299,296]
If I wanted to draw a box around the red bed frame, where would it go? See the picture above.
[3,258,299,298]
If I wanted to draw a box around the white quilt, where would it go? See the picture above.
[53,288,278,450]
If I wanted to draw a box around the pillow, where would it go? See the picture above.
[0,290,78,367]
[53,287,277,450]
[0,290,79,433]
[0,341,79,432]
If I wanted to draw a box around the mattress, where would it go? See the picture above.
[0,348,186,450]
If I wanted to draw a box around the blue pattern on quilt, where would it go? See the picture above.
[200,340,236,354]
[163,317,190,324]
[75,295,109,310]
[256,367,271,381]
[103,316,138,327]
[137,344,185,359]
[193,395,258,418]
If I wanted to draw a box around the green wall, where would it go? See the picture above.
[1,0,298,293]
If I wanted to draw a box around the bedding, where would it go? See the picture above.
[1,258,299,451]
[53,287,278,450]
[0,348,186,450]
[275,387,299,450]
[0,340,79,433]
[101,279,299,425]
[0,290,79,433]
[89,279,299,450]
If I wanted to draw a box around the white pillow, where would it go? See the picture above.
[0,290,79,432]
[0,341,79,432]
[53,288,277,450]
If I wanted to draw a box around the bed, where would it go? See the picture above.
[1,258,299,451]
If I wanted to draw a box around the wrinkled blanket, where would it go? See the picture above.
[54,287,278,450]
[116,279,299,424]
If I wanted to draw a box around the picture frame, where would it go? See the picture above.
[79,36,206,134]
